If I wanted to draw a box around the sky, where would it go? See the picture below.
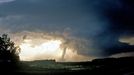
[0,0,134,61]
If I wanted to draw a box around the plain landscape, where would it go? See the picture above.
[5,57,134,75]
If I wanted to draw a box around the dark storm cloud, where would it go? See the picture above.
[0,0,134,57]
[94,0,134,56]
[0,0,108,33]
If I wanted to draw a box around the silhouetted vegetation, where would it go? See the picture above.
[0,34,20,71]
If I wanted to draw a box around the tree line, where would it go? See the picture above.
[0,34,20,70]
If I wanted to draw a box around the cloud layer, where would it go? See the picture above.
[0,0,134,60]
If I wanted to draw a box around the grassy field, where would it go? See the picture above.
[18,60,92,75]
[2,57,134,75]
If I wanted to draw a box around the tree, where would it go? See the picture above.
[0,34,21,70]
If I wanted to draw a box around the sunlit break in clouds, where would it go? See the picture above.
[19,39,62,61]
[14,32,91,62]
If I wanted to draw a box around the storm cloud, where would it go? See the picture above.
[0,0,134,58]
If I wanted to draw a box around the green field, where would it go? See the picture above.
[18,60,92,75]
[8,57,134,75]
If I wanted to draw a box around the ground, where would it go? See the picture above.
[1,57,134,75]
